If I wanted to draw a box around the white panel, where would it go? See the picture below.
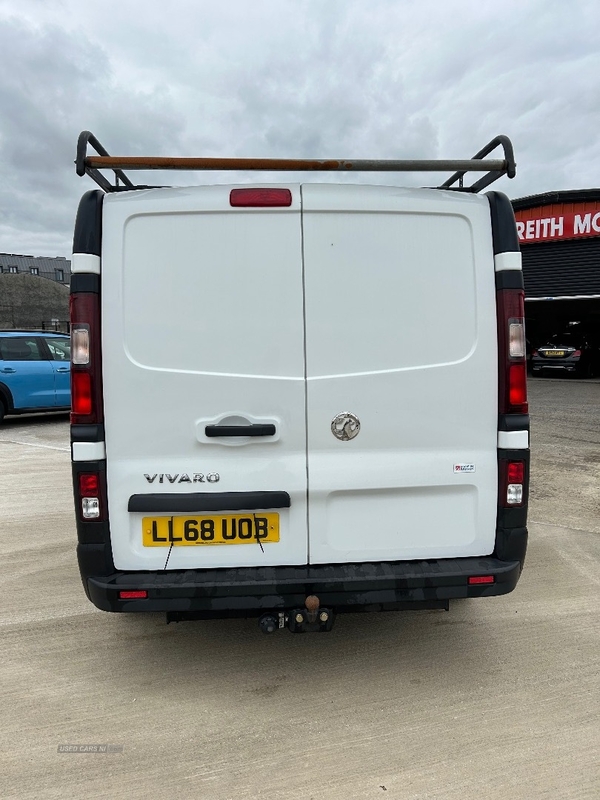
[302,204,477,376]
[122,209,302,378]
[324,485,479,560]
[302,185,499,563]
[498,429,529,449]
[100,186,308,571]
[72,441,106,461]
[494,251,522,272]
[71,253,101,274]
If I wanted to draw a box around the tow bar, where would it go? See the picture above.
[259,595,334,634]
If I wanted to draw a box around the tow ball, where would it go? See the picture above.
[258,595,334,634]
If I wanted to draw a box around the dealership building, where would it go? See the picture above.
[512,189,600,344]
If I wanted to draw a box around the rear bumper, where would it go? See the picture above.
[532,361,578,372]
[83,554,525,615]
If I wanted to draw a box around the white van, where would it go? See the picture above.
[70,132,529,631]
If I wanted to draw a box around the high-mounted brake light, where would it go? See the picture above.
[230,188,292,207]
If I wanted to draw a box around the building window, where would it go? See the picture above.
[30,267,39,275]
[55,269,64,281]
[8,266,18,273]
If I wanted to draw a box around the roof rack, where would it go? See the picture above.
[76,131,516,194]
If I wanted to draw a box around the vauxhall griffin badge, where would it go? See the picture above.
[331,412,360,441]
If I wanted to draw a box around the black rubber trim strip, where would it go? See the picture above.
[71,424,105,443]
[495,270,524,290]
[70,273,100,294]
[84,557,523,613]
[487,191,520,254]
[127,491,291,513]
[73,190,104,256]
[71,461,114,599]
[494,527,528,564]
[498,413,530,432]
[205,424,276,437]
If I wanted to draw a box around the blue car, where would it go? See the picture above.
[0,331,71,423]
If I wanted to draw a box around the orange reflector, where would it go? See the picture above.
[119,590,148,600]
[230,188,292,207]
[79,473,99,496]
[72,371,92,415]
[468,576,495,585]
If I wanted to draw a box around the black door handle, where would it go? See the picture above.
[205,424,276,437]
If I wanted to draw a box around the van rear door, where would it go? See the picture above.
[101,186,308,571]
[301,184,499,564]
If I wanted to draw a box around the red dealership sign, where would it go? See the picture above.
[514,202,600,244]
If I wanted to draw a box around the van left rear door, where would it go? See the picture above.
[101,185,309,572]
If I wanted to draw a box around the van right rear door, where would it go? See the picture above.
[301,184,499,565]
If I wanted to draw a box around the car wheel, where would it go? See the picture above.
[0,400,5,424]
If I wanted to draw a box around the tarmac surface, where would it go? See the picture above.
[0,378,598,799]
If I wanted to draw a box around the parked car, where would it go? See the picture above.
[0,331,70,423]
[531,330,600,378]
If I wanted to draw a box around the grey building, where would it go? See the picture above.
[0,253,71,284]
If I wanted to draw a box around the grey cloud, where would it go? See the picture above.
[0,0,599,255]
[0,17,185,255]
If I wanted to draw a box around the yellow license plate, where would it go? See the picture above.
[142,513,280,546]
[547,350,565,357]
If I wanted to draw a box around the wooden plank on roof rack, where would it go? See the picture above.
[85,156,508,173]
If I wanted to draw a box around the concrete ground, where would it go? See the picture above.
[0,379,598,799]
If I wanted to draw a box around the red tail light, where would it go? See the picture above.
[119,590,148,600]
[507,462,524,483]
[509,363,527,407]
[497,289,528,414]
[70,292,104,424]
[78,473,99,495]
[72,371,92,415]
[500,459,526,507]
[230,188,292,207]
[75,469,106,520]
[572,350,581,358]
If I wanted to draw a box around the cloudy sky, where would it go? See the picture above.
[0,0,598,257]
